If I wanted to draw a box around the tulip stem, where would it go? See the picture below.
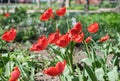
[66,19,70,31]
[8,52,11,75]
[69,41,75,74]
[46,49,55,61]
[59,76,62,81]
[66,41,75,75]
[83,41,91,58]
[0,75,6,81]
[1,55,5,67]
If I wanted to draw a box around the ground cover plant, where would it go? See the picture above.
[0,6,120,81]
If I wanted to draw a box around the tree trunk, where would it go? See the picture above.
[66,0,71,7]
[8,0,11,4]
[60,0,66,7]
[36,0,40,8]
[48,0,52,7]
[84,0,89,12]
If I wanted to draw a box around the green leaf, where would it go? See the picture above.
[95,68,105,81]
[0,68,2,74]
[107,66,118,81]
[5,61,14,77]
[75,65,83,81]
[84,63,97,81]
[72,76,79,81]
[81,58,92,66]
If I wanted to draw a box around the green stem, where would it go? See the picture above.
[66,19,70,31]
[46,49,56,61]
[0,40,6,52]
[69,41,75,73]
[0,74,7,81]
[83,41,91,59]
[1,55,5,67]
[66,41,75,75]
[59,75,62,81]
[8,52,11,75]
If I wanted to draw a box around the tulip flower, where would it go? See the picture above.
[56,33,71,47]
[9,66,20,81]
[87,22,99,33]
[69,22,82,36]
[4,13,10,17]
[40,8,54,21]
[56,7,66,16]
[85,36,92,43]
[43,60,66,77]
[2,28,16,42]
[99,35,109,42]
[72,32,84,43]
[30,36,48,51]
[48,29,60,44]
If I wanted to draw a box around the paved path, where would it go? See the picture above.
[0,8,118,14]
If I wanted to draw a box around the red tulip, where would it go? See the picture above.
[48,29,60,44]
[4,13,10,17]
[72,32,84,43]
[99,35,109,42]
[40,8,54,21]
[9,66,20,81]
[69,22,82,36]
[85,36,92,43]
[2,28,16,42]
[56,33,71,47]
[43,60,66,77]
[56,7,66,16]
[47,8,54,18]
[87,22,99,33]
[30,36,48,51]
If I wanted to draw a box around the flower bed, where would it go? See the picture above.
[0,7,120,81]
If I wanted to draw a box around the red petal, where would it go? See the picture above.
[30,36,48,52]
[72,32,84,43]
[43,60,66,77]
[2,28,16,42]
[48,29,60,44]
[56,34,71,47]
[56,60,66,74]
[9,66,20,81]
[100,35,109,42]
[43,67,59,76]
[56,7,66,16]
[85,36,92,43]
[69,22,82,36]
[87,22,99,33]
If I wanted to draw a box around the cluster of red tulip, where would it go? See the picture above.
[30,11,109,77]
[40,7,66,21]
[0,6,109,79]
[30,21,109,52]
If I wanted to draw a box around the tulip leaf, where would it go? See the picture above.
[84,63,97,81]
[107,66,118,81]
[95,68,105,81]
[0,68,2,74]
[75,65,83,81]
[72,76,79,81]
[81,58,92,66]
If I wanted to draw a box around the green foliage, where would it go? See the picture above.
[68,4,99,10]
[77,12,120,32]
[0,6,120,80]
